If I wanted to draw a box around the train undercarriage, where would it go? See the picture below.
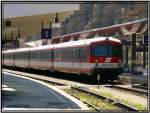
[91,68,123,81]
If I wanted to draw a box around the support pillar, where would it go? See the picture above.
[125,44,129,72]
[131,33,136,74]
[126,45,128,64]
[143,44,146,68]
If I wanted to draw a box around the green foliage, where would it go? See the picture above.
[64,89,122,111]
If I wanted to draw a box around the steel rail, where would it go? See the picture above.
[132,84,148,90]
[71,86,139,111]
[106,85,148,96]
[69,94,101,112]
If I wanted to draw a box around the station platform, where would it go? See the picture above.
[119,73,148,85]
[2,71,88,111]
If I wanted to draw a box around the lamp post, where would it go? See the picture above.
[131,33,136,74]
[97,74,100,89]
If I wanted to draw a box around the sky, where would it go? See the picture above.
[3,4,79,18]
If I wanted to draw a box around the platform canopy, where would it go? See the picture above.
[51,18,148,44]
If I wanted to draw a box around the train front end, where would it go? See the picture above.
[89,37,123,81]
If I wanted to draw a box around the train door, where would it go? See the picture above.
[79,48,82,74]
[80,47,87,74]
[13,52,15,67]
[51,49,54,72]
[2,53,4,66]
[70,48,73,72]
[28,50,30,69]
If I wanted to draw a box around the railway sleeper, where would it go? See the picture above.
[72,86,139,111]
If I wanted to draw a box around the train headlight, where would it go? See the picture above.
[95,59,98,63]
[118,59,121,63]
[95,59,98,67]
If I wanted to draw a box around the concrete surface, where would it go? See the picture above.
[2,71,89,111]
[119,73,148,85]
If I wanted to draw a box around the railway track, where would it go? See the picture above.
[69,93,101,112]
[132,84,148,90]
[105,85,148,96]
[71,87,139,111]
[3,69,143,111]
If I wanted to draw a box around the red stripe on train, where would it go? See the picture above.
[89,56,122,63]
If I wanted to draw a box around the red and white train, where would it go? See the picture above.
[2,37,123,81]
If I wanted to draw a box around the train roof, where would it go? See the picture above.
[2,37,121,53]
[53,36,121,49]
[2,48,29,53]
[30,36,121,50]
[29,44,53,51]
[2,49,17,54]
[14,47,30,52]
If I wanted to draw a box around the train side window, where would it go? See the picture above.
[54,50,57,60]
[54,50,56,60]
[51,50,54,60]
[68,49,70,60]
[60,50,62,60]
[63,50,65,60]
[80,48,86,62]
[49,50,51,59]
[16,53,19,59]
[81,48,84,61]
[22,52,25,59]
[30,52,33,59]
[69,49,71,60]
[64,49,67,61]
[21,52,23,59]
[72,49,75,60]
[31,51,39,60]
[80,48,83,61]
[40,50,48,60]
[59,50,61,60]
[83,48,87,62]
[78,48,81,60]
[56,50,58,60]
[61,50,62,60]
[57,50,59,60]
[74,49,77,60]
[58,50,60,60]
[77,49,79,60]
[56,50,59,60]
[66,49,68,60]
[22,52,24,59]
[66,49,69,60]
[62,50,64,60]
[70,49,72,60]
[49,50,52,60]
[32,51,36,60]
[57,50,60,60]
[17,53,20,59]
[72,49,74,60]
[67,49,69,60]
[26,51,29,60]
[30,52,32,59]
[70,49,73,60]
